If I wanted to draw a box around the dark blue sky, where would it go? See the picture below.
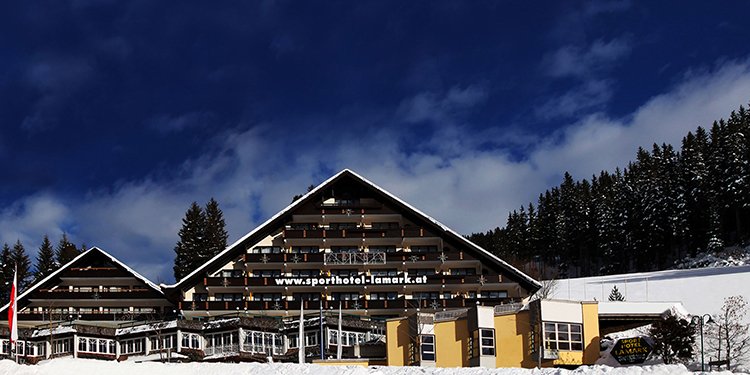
[2,1,750,281]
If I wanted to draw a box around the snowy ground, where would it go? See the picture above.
[0,358,745,375]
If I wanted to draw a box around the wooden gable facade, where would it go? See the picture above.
[166,169,541,320]
[1,247,174,327]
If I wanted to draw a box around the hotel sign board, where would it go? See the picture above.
[611,337,652,365]
[273,274,428,287]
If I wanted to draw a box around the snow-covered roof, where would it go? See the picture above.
[0,246,164,313]
[115,320,178,336]
[165,169,541,291]
[30,325,76,338]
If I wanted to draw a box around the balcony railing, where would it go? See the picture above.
[324,252,386,265]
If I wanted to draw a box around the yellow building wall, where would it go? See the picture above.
[386,318,410,366]
[434,319,470,367]
[495,311,531,368]
[581,302,600,365]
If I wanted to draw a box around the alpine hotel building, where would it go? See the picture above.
[0,170,603,367]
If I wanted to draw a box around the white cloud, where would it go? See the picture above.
[2,59,750,282]
[0,194,70,257]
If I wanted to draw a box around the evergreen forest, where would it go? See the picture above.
[468,104,750,279]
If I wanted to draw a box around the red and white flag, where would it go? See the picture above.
[8,265,17,344]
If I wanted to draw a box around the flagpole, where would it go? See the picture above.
[9,264,18,364]
[336,301,342,360]
[298,302,304,364]
[319,298,324,360]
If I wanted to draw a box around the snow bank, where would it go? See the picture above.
[0,358,745,375]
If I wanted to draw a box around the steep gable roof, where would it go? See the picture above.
[0,246,164,314]
[164,169,541,293]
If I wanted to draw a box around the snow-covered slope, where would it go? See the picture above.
[673,245,750,269]
[0,358,743,375]
[550,265,750,324]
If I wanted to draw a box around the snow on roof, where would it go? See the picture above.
[0,246,164,313]
[115,320,178,336]
[30,325,77,338]
[166,169,541,290]
[597,301,689,318]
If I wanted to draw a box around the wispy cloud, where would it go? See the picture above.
[543,38,632,79]
[21,58,96,133]
[146,111,217,134]
[2,58,750,282]
[538,37,631,119]
[397,85,487,124]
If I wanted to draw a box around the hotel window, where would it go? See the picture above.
[480,291,508,299]
[450,268,476,276]
[290,331,319,348]
[78,337,116,354]
[371,269,398,277]
[369,292,398,300]
[181,333,201,349]
[252,293,283,301]
[293,292,321,301]
[543,322,583,351]
[471,329,495,357]
[329,222,359,230]
[214,293,244,301]
[289,223,318,230]
[412,291,440,300]
[251,246,283,254]
[291,269,320,277]
[331,292,361,301]
[291,246,320,254]
[52,338,72,354]
[371,222,399,229]
[193,293,208,301]
[330,269,359,277]
[305,331,319,347]
[256,269,282,277]
[150,335,176,350]
[220,270,244,278]
[410,245,439,253]
[369,245,398,253]
[408,269,435,276]
[121,338,145,354]
[420,335,436,361]
[442,292,452,299]
[331,246,359,253]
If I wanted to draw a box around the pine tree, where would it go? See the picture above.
[0,244,12,301]
[608,286,625,301]
[55,233,80,265]
[11,240,33,292]
[649,314,696,364]
[174,202,206,281]
[204,198,228,261]
[35,234,58,282]
[680,129,711,256]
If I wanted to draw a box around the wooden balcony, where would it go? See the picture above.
[31,289,158,299]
